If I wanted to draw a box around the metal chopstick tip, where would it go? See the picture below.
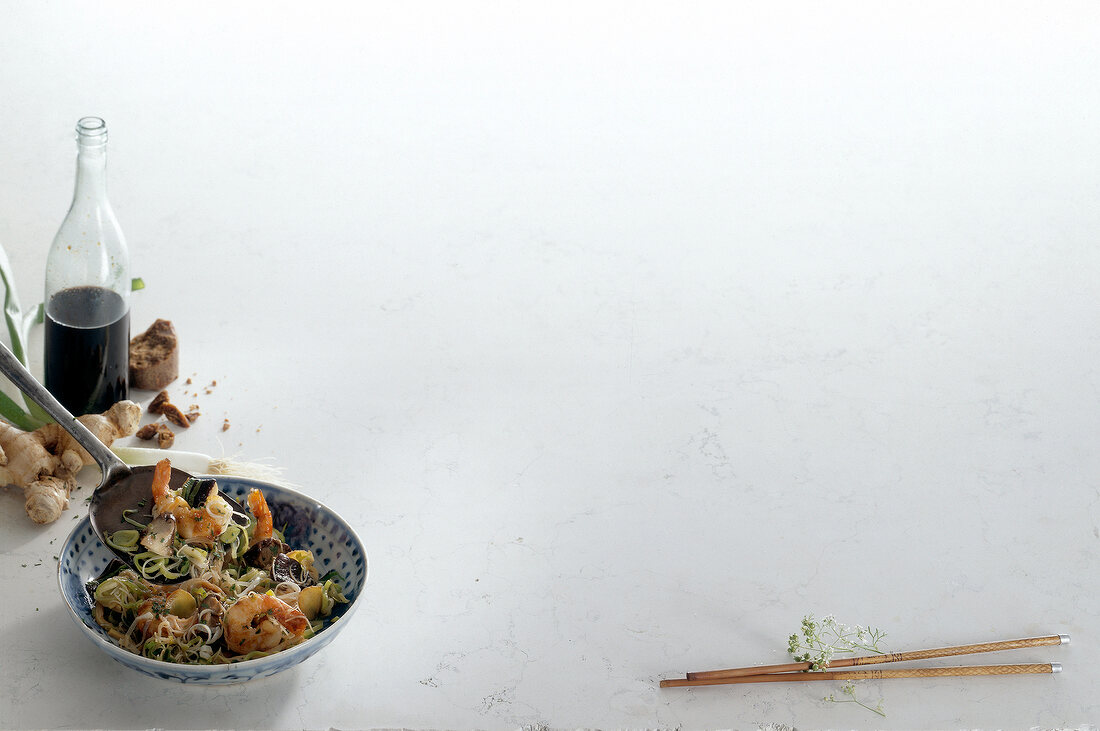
[1058,634,1070,645]
[1051,663,1062,673]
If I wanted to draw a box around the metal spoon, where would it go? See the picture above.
[0,341,244,571]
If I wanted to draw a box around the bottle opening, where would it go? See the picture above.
[76,117,107,142]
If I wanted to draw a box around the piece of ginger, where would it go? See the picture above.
[0,401,141,524]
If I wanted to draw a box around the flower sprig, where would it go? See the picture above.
[825,680,885,717]
[787,613,887,671]
[788,614,889,718]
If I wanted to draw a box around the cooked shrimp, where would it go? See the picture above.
[130,589,169,639]
[131,588,194,639]
[247,488,273,545]
[150,459,233,541]
[222,592,308,654]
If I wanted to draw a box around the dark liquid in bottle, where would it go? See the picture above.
[44,285,129,415]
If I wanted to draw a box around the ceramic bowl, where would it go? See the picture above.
[57,475,367,684]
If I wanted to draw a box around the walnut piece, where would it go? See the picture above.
[148,391,169,414]
[136,423,159,440]
[149,390,191,428]
[155,424,175,449]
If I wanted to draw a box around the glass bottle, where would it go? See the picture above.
[44,117,130,415]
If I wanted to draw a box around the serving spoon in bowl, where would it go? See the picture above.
[0,341,245,574]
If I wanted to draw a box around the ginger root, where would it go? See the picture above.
[0,401,141,524]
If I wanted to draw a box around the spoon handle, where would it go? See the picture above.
[0,341,130,484]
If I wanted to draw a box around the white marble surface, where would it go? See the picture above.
[0,2,1097,728]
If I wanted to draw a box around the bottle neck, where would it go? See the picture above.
[73,142,108,200]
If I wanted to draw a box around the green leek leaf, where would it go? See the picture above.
[0,389,42,431]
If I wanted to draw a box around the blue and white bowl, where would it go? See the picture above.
[57,475,367,684]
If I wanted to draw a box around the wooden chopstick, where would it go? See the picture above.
[685,634,1068,681]
[660,663,1061,687]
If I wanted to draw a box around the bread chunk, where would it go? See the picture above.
[130,319,179,390]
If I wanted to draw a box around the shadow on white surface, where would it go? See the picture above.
[10,602,307,728]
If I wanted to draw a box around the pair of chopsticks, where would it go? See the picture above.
[660,633,1068,687]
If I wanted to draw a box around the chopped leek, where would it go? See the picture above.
[105,529,141,553]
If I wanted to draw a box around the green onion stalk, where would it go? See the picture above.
[111,446,292,487]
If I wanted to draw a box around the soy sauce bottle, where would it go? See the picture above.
[44,117,130,415]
